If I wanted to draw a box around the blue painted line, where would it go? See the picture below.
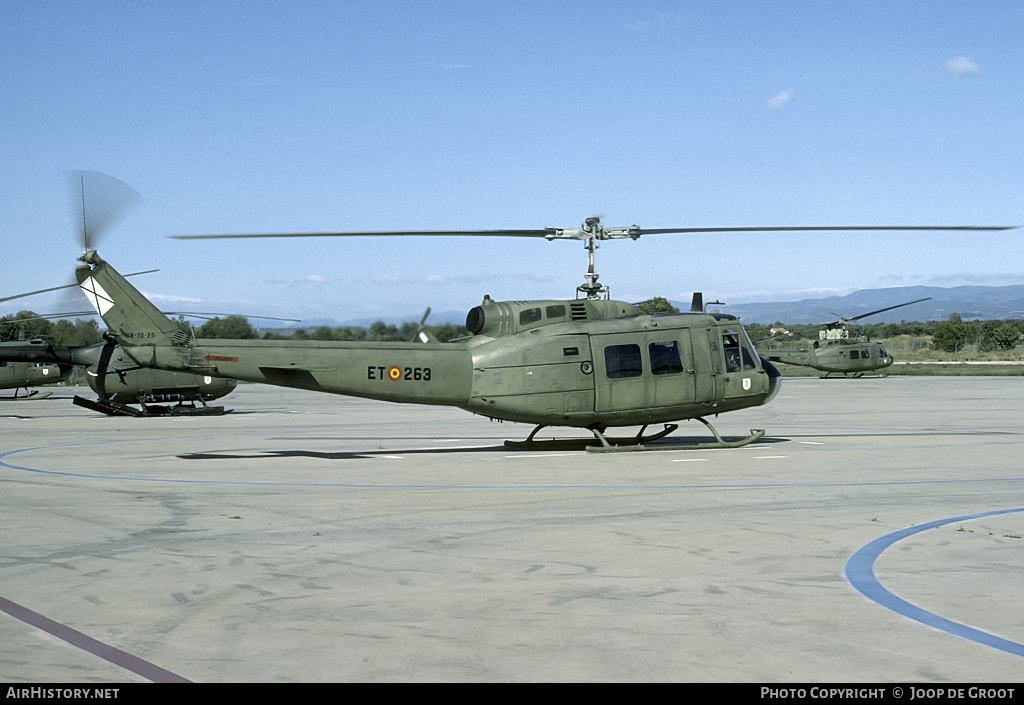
[845,507,1024,658]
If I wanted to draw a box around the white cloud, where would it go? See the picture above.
[943,56,979,77]
[266,275,328,286]
[143,291,203,304]
[764,89,795,111]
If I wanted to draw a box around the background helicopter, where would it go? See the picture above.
[0,337,236,416]
[71,181,1014,450]
[755,298,931,378]
[0,346,70,400]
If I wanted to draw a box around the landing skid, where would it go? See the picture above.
[73,395,230,417]
[0,389,52,401]
[504,418,765,453]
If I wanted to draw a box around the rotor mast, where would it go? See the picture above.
[542,217,641,299]
[578,217,607,299]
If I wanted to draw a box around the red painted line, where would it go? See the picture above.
[0,595,191,683]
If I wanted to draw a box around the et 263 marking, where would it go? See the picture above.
[367,365,432,381]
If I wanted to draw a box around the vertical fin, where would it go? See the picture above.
[76,252,187,347]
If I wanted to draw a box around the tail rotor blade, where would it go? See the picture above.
[66,170,143,252]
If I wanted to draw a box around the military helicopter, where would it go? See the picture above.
[755,298,931,378]
[72,206,1014,450]
[0,356,70,400]
[0,337,236,415]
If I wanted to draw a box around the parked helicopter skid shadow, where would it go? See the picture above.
[0,390,53,400]
[172,427,1014,462]
[178,446,505,461]
[176,433,789,462]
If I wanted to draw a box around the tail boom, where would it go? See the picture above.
[76,251,473,405]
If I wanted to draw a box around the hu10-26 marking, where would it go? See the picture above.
[367,366,432,381]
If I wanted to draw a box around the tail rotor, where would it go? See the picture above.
[66,170,142,256]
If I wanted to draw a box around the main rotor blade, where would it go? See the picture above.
[637,225,1016,234]
[2,312,99,322]
[164,312,302,322]
[170,224,1016,241]
[847,297,932,322]
[171,229,550,240]
[0,270,158,305]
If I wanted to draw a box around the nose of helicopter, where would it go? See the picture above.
[761,357,782,404]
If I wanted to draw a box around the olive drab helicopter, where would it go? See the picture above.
[0,361,69,399]
[0,337,237,416]
[755,297,931,378]
[76,246,779,451]
[0,339,70,400]
[71,186,1014,450]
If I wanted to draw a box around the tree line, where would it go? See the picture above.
[4,308,1021,353]
[0,311,469,346]
[743,315,1024,353]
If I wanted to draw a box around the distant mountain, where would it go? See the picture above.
[252,285,1024,333]
[333,310,467,328]
[678,284,1024,325]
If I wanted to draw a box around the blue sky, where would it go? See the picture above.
[2,1,1021,324]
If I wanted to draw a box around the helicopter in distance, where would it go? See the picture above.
[755,298,931,378]
[0,337,237,416]
[69,175,1014,449]
[0,352,70,400]
[0,323,72,400]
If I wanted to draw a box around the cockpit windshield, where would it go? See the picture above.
[723,329,758,372]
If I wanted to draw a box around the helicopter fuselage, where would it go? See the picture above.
[759,338,893,376]
[0,358,70,392]
[0,339,236,404]
[111,293,781,429]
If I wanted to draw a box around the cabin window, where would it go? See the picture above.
[545,304,566,319]
[649,341,683,375]
[519,307,542,325]
[850,350,860,359]
[604,344,643,379]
